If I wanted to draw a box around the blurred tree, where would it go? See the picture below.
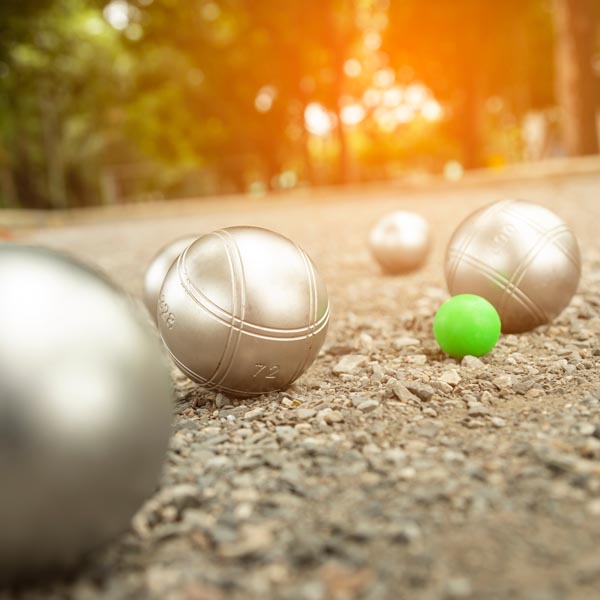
[383,0,556,168]
[553,0,599,155]
[0,0,135,208]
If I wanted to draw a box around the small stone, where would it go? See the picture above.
[444,576,472,598]
[526,388,544,398]
[423,407,438,417]
[578,423,596,436]
[587,498,600,515]
[350,393,370,407]
[513,379,535,395]
[461,355,485,369]
[318,408,344,424]
[493,374,512,389]
[243,407,265,421]
[406,382,435,402]
[333,354,368,375]
[490,417,506,428]
[392,383,420,403]
[432,380,453,395]
[215,393,230,408]
[358,399,380,413]
[406,354,427,365]
[393,336,421,348]
[295,408,316,420]
[219,524,274,558]
[439,370,461,386]
[467,403,490,417]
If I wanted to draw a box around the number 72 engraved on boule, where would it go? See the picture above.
[253,364,280,379]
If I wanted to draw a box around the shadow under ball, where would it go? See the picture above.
[369,211,431,274]
[445,199,581,333]
[158,226,330,397]
[144,235,199,321]
[0,246,173,581]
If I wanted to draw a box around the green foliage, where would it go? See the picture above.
[0,0,590,208]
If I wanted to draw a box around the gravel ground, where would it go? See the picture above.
[5,171,600,599]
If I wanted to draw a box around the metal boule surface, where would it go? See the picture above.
[444,199,581,333]
[369,211,431,274]
[143,235,199,321]
[158,226,330,396]
[0,245,173,581]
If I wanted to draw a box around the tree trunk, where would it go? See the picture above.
[553,0,599,156]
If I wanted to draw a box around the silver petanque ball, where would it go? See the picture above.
[158,226,330,396]
[0,245,173,581]
[144,235,199,321]
[369,211,431,274]
[445,199,581,333]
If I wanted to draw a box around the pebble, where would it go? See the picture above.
[332,354,368,374]
[244,407,265,421]
[493,374,512,389]
[295,408,316,420]
[318,408,344,424]
[358,399,380,413]
[461,355,485,369]
[391,383,421,403]
[393,336,421,348]
[406,382,435,402]
[406,354,428,365]
[439,370,461,386]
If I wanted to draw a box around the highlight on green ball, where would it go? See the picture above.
[433,294,501,359]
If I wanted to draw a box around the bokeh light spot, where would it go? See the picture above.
[344,58,362,78]
[103,0,129,31]
[341,104,366,126]
[305,103,336,136]
[201,2,221,21]
[254,85,277,113]
[444,161,464,181]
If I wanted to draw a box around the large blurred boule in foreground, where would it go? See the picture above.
[445,199,581,333]
[144,235,199,321]
[158,226,329,396]
[0,245,173,581]
[369,211,431,274]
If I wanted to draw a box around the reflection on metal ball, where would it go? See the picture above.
[144,235,199,321]
[158,226,330,397]
[369,211,431,274]
[0,245,173,581]
[445,199,581,333]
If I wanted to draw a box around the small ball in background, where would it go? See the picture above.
[0,245,173,582]
[369,211,431,274]
[445,199,581,333]
[143,235,199,321]
[158,226,330,397]
[434,294,501,359]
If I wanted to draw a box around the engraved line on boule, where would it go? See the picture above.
[496,223,575,321]
[447,249,548,324]
[177,240,329,339]
[211,229,248,390]
[502,206,580,269]
[199,230,240,389]
[285,246,319,388]
[446,199,513,291]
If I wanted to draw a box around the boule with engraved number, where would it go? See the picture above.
[143,234,199,321]
[369,211,431,274]
[444,199,581,333]
[0,245,173,582]
[157,226,330,396]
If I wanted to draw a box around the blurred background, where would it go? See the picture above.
[0,0,599,210]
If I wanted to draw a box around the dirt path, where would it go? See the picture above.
[7,171,600,599]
